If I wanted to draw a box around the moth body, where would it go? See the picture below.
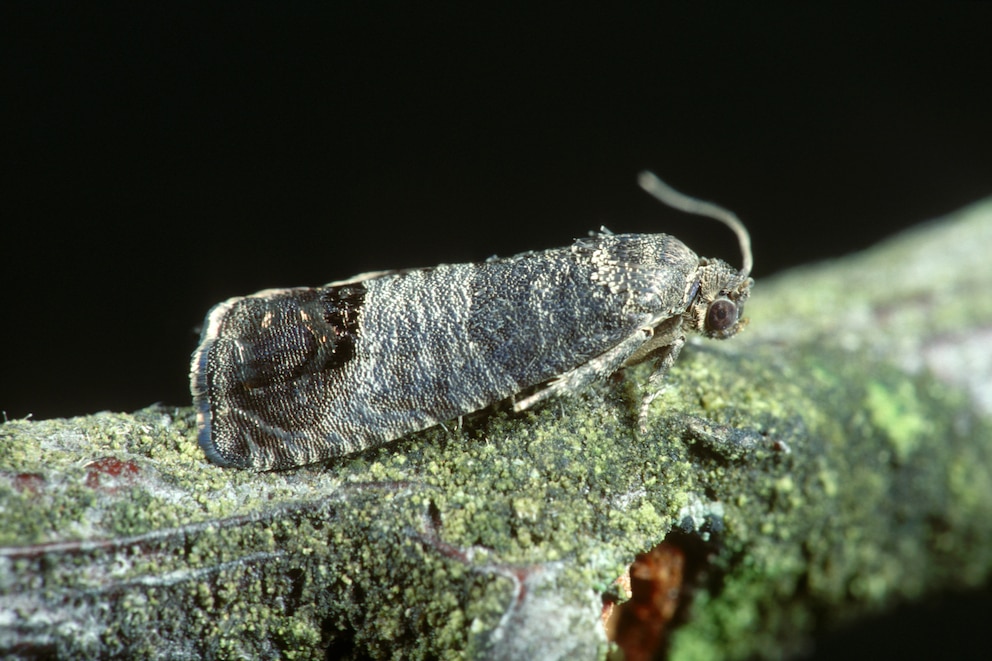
[191,173,753,470]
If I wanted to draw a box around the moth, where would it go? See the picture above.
[191,172,753,470]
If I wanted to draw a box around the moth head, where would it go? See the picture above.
[637,171,754,340]
[688,259,753,339]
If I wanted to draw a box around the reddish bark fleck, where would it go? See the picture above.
[84,457,140,490]
[10,472,46,495]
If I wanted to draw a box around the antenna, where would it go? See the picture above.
[637,171,753,278]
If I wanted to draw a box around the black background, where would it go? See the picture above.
[3,5,991,656]
[5,4,992,421]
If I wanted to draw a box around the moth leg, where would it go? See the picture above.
[638,336,686,431]
[513,329,650,412]
[438,415,465,435]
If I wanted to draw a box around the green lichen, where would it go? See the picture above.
[865,379,931,463]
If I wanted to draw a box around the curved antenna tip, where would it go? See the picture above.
[637,171,753,278]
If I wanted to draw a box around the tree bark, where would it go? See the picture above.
[3,198,991,660]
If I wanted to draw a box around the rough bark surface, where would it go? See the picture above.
[2,199,991,660]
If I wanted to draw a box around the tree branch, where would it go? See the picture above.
[3,198,991,659]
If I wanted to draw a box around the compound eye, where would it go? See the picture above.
[705,298,738,333]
